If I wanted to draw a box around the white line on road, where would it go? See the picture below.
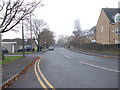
[78,61,120,73]
[64,55,71,59]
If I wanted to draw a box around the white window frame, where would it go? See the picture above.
[115,40,120,44]
[101,26,104,32]
[115,28,120,34]
[114,13,120,22]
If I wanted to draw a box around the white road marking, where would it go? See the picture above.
[78,61,120,73]
[64,55,71,59]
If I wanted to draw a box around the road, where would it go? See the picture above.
[9,47,119,88]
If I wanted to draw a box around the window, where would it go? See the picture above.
[115,28,120,34]
[114,13,120,22]
[115,40,120,44]
[101,26,104,32]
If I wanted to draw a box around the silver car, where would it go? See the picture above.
[48,46,54,51]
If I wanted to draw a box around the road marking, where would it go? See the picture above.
[34,57,55,90]
[78,61,120,73]
[37,58,55,90]
[34,61,48,89]
[64,55,71,59]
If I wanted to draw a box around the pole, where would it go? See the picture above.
[0,18,3,60]
[0,32,2,60]
[22,19,25,57]
[0,32,2,88]
[30,14,32,47]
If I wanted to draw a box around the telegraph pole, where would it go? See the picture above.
[22,19,25,57]
[0,18,3,60]
[30,14,32,47]
[0,32,2,60]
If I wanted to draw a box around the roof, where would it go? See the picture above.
[2,39,35,45]
[103,8,120,23]
[90,26,96,32]
[2,42,17,44]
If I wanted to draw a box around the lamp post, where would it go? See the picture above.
[22,19,25,57]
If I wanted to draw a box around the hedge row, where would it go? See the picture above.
[71,43,120,52]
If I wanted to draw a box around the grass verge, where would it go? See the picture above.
[0,56,23,65]
[6,52,34,55]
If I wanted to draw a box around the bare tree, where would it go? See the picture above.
[57,35,69,47]
[30,19,49,48]
[72,19,83,45]
[0,0,42,60]
[73,19,83,37]
[0,0,42,33]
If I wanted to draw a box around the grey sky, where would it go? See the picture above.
[2,0,119,39]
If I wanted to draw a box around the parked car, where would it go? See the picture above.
[48,46,54,51]
[18,48,26,52]
[26,46,35,52]
[2,47,9,53]
[18,46,34,52]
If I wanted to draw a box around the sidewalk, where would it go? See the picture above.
[2,52,45,87]
[67,48,120,59]
[2,56,36,84]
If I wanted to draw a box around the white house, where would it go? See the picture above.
[1,42,19,53]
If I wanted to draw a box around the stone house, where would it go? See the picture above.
[85,26,96,43]
[96,8,120,44]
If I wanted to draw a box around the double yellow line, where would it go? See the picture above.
[34,57,55,90]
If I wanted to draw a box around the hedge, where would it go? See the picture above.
[71,43,120,53]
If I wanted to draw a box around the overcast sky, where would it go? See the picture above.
[2,0,119,39]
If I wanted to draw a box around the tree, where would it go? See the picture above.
[57,35,69,47]
[0,0,41,33]
[39,29,55,48]
[31,19,49,46]
[72,19,83,46]
[0,0,42,60]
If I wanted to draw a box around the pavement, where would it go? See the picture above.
[5,47,119,89]
[1,51,45,89]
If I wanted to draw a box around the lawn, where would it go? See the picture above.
[0,56,23,64]
[6,52,34,55]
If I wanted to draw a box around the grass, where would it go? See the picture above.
[0,56,23,65]
[6,51,35,55]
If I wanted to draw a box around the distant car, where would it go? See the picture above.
[48,46,54,51]
[2,47,9,53]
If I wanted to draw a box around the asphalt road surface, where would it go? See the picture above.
[9,47,119,88]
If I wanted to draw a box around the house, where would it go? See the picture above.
[2,38,37,52]
[67,35,91,45]
[1,42,18,53]
[84,26,96,43]
[96,8,120,44]
[81,36,92,43]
